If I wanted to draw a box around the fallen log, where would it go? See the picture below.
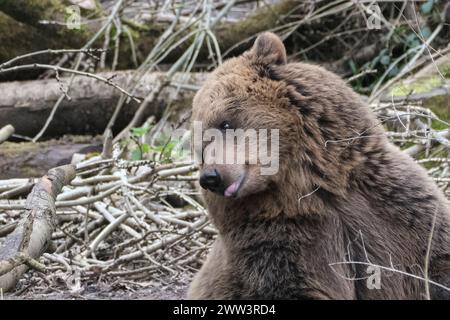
[0,71,205,138]
[0,164,75,292]
[0,137,102,180]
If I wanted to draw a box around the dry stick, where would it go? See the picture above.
[56,217,105,254]
[424,207,439,300]
[129,195,168,226]
[0,125,14,145]
[93,202,141,238]
[0,165,76,292]
[100,23,112,69]
[87,213,129,256]
[0,49,106,70]
[0,223,16,238]
[61,162,194,200]
[0,186,122,210]
[29,0,126,142]
[0,162,195,207]
[0,183,34,200]
[104,216,209,268]
[112,0,237,143]
[404,129,450,157]
[113,80,168,143]
[329,261,450,294]
[0,64,140,103]
[56,185,122,208]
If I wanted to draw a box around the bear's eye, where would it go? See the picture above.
[219,121,232,131]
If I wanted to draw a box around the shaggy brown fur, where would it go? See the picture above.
[187,32,450,299]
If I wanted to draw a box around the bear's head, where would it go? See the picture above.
[192,32,383,208]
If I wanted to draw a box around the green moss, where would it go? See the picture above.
[390,58,450,97]
[0,0,101,50]
[441,62,450,78]
[0,12,61,62]
[399,141,416,150]
[391,76,444,96]
[424,95,450,130]
[0,0,64,24]
[389,58,450,131]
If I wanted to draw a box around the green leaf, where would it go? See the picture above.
[149,145,164,152]
[349,60,357,74]
[131,148,142,161]
[141,143,150,153]
[130,127,149,137]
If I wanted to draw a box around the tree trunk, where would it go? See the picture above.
[0,71,206,138]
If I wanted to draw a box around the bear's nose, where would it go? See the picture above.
[200,169,222,192]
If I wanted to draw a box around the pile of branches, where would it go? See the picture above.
[0,150,214,296]
[375,100,450,195]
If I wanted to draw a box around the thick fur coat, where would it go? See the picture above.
[187,32,450,299]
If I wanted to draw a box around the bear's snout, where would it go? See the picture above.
[199,169,223,193]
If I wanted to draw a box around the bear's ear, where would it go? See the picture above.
[249,32,287,65]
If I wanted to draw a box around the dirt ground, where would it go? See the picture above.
[2,274,192,300]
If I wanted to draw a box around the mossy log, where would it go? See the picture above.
[0,12,61,63]
[0,0,304,71]
[0,0,101,46]
[0,137,102,179]
[0,1,101,79]
[381,53,450,117]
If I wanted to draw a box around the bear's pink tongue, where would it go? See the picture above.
[224,180,241,197]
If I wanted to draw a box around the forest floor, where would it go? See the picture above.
[2,274,191,300]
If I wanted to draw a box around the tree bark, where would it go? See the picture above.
[0,164,76,292]
[0,71,206,138]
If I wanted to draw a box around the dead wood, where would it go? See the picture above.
[0,125,14,144]
[0,164,76,292]
[0,137,102,180]
[0,71,205,138]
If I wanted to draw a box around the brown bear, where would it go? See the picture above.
[187,32,450,299]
